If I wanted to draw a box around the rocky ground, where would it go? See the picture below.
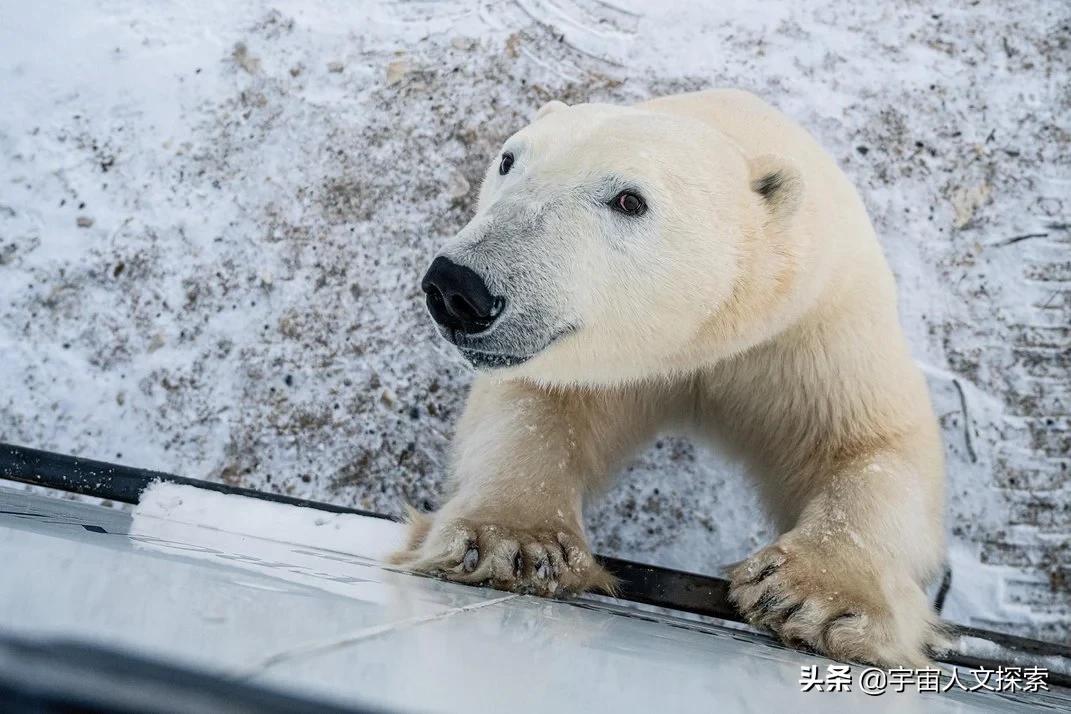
[0,1,1067,640]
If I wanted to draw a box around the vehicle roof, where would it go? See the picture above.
[1,486,1066,713]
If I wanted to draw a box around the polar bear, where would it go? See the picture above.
[393,89,945,667]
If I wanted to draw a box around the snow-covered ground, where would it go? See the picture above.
[0,1,1067,640]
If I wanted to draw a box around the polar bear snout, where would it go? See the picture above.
[420,251,573,370]
[421,256,505,335]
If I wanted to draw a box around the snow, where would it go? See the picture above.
[136,481,404,561]
[952,635,1070,678]
[0,1,1067,641]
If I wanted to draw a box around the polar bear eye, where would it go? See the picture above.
[610,191,646,216]
[499,152,514,175]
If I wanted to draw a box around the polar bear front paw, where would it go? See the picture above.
[727,538,941,667]
[390,513,615,597]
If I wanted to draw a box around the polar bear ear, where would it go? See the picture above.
[749,155,802,220]
[536,100,569,119]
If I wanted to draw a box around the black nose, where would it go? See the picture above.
[421,256,503,334]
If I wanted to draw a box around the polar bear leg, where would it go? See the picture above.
[391,375,675,595]
[728,441,945,667]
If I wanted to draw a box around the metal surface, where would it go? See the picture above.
[0,633,376,714]
[1,487,1069,712]
[1,441,1067,682]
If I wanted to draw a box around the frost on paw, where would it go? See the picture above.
[390,514,614,597]
[727,539,940,668]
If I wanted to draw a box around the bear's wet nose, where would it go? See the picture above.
[421,256,503,335]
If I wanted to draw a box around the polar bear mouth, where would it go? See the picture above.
[449,324,576,370]
[458,349,532,369]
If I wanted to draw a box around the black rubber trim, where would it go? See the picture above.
[0,441,389,519]
[1,441,1068,686]
[594,556,739,622]
[0,632,383,713]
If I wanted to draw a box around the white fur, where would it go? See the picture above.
[394,90,946,667]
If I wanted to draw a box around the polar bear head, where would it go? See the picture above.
[421,100,801,385]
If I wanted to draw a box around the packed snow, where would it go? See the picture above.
[136,480,402,561]
[0,1,1067,641]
